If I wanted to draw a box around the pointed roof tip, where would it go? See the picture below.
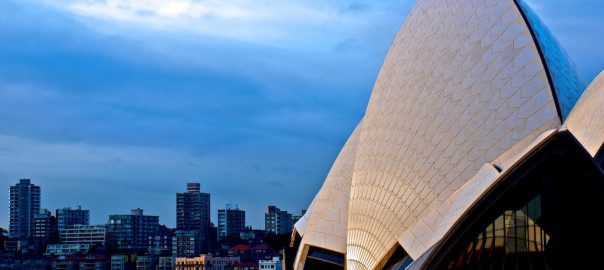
[563,70,604,157]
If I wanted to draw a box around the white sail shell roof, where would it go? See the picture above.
[292,122,362,269]
[346,0,562,268]
[293,0,600,269]
[563,71,604,157]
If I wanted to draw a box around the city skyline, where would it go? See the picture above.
[1,0,603,230]
[3,180,291,269]
[3,179,302,232]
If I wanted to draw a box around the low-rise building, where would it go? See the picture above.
[51,259,79,270]
[60,225,106,246]
[157,257,174,270]
[78,256,106,270]
[175,254,240,270]
[259,257,282,270]
[147,226,173,256]
[239,228,266,242]
[233,262,258,270]
[135,256,156,270]
[21,258,50,270]
[3,240,23,252]
[227,243,277,262]
[110,254,136,270]
[45,244,92,256]
[208,255,240,270]
[51,254,106,270]
[172,230,202,258]
[250,243,277,258]
[56,206,90,230]
[0,250,18,269]
[228,244,250,257]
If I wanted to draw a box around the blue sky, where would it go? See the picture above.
[0,0,602,228]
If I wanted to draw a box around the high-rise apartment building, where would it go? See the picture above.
[291,209,306,225]
[9,179,41,239]
[56,206,90,230]
[33,209,58,242]
[108,209,159,249]
[176,183,210,241]
[217,204,245,239]
[264,206,293,235]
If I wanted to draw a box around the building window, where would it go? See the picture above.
[305,246,345,270]
[443,196,550,269]
[428,133,604,270]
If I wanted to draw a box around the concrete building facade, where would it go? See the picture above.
[265,206,292,235]
[175,254,240,270]
[176,183,211,247]
[217,204,246,239]
[33,209,58,242]
[9,179,41,239]
[60,225,106,246]
[56,206,90,230]
[108,209,159,250]
[172,230,202,258]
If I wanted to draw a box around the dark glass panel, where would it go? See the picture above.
[383,245,414,270]
[303,246,345,270]
[446,196,551,270]
[427,132,604,270]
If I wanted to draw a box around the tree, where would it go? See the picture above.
[0,227,7,250]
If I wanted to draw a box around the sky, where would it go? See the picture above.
[0,0,602,229]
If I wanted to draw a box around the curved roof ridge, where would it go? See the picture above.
[563,70,604,157]
[345,0,561,268]
[514,0,587,120]
[293,120,363,269]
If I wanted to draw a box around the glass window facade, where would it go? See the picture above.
[445,196,552,269]
[382,245,414,270]
[428,133,604,270]
[304,246,345,270]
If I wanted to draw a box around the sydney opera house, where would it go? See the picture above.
[286,0,604,269]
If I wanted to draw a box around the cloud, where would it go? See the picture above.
[0,119,338,227]
[44,0,333,48]
[0,135,205,225]
[40,0,413,52]
[1,0,398,227]
[1,0,601,229]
